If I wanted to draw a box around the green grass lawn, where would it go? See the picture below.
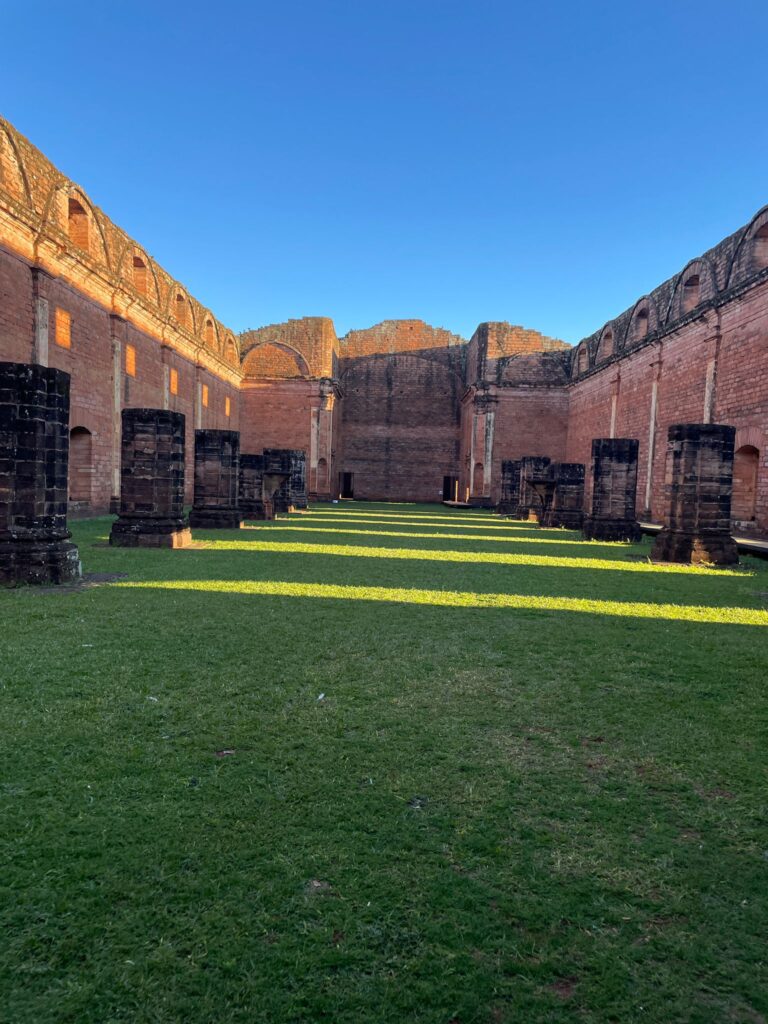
[2,502,767,1023]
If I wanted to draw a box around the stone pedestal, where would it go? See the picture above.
[651,424,738,565]
[546,463,585,528]
[497,459,522,515]
[0,362,81,586]
[110,409,191,548]
[583,438,642,542]
[517,456,551,520]
[189,429,243,529]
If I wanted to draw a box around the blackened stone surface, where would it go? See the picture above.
[239,454,271,520]
[546,463,585,528]
[497,459,522,515]
[583,438,642,542]
[264,448,306,512]
[189,429,243,529]
[110,409,191,548]
[0,361,81,586]
[517,456,551,519]
[651,424,738,565]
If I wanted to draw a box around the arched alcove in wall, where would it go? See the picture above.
[732,445,759,522]
[69,426,93,503]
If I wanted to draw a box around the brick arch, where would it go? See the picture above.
[0,122,32,205]
[626,296,659,347]
[664,257,717,324]
[114,242,161,304]
[224,335,239,365]
[727,205,768,286]
[242,341,311,378]
[200,311,219,351]
[734,426,764,452]
[166,284,196,333]
[38,181,112,267]
[572,343,590,378]
[596,324,615,362]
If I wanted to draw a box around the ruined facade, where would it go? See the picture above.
[1,115,767,533]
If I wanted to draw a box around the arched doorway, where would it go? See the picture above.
[732,445,759,523]
[69,426,92,505]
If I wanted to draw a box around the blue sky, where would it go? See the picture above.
[1,1,766,343]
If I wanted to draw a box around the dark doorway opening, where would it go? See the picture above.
[442,475,459,501]
[339,471,354,499]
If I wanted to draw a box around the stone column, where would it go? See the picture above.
[110,409,191,548]
[0,362,81,586]
[189,429,243,529]
[547,463,585,529]
[288,449,308,511]
[583,438,642,542]
[498,459,521,515]
[517,456,551,520]
[239,454,271,520]
[263,449,296,514]
[651,424,738,565]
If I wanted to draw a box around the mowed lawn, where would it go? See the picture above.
[2,503,768,1024]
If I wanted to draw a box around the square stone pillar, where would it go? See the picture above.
[517,456,551,520]
[0,362,81,586]
[583,438,642,542]
[651,424,738,565]
[110,409,191,547]
[497,459,521,515]
[546,463,585,528]
[189,429,243,529]
[288,449,308,511]
[263,449,300,514]
[239,454,270,520]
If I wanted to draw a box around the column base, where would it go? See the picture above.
[0,537,81,587]
[240,501,274,521]
[110,517,192,548]
[582,517,643,542]
[189,509,244,529]
[651,529,738,566]
[545,510,584,529]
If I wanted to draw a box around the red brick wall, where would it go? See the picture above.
[0,242,34,362]
[239,379,314,458]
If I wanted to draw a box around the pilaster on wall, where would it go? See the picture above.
[109,314,125,501]
[469,393,498,499]
[32,267,51,366]
[309,381,338,500]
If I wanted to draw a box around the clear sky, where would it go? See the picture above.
[1,1,766,344]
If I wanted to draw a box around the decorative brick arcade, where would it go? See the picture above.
[110,409,192,548]
[651,424,739,565]
[517,456,551,520]
[582,438,643,542]
[189,429,243,529]
[0,361,81,586]
[498,460,522,515]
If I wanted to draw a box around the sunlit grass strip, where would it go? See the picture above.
[201,539,746,575]
[307,508,496,521]
[283,514,549,532]
[248,524,621,547]
[114,579,768,626]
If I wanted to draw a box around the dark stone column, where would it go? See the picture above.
[264,448,307,512]
[517,456,551,520]
[288,449,308,511]
[110,409,191,548]
[497,459,521,515]
[189,429,243,529]
[583,438,642,542]
[0,362,81,586]
[546,463,585,528]
[239,454,270,520]
[651,424,738,565]
[263,449,294,515]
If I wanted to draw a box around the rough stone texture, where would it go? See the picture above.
[261,449,292,516]
[263,448,307,512]
[110,409,191,547]
[517,456,551,520]
[189,429,242,529]
[0,361,81,585]
[583,438,643,542]
[498,459,522,514]
[651,424,739,564]
[546,463,585,528]
[288,449,308,510]
[239,454,271,520]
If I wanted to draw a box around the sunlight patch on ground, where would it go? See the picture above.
[198,539,746,575]
[296,514,519,530]
[246,525,618,546]
[114,579,768,626]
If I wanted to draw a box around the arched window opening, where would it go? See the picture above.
[598,329,613,361]
[682,274,700,313]
[753,224,768,270]
[226,338,238,364]
[204,319,215,345]
[68,197,89,251]
[472,462,484,495]
[69,426,92,504]
[576,345,589,375]
[732,445,759,522]
[175,293,189,328]
[132,255,148,295]
[635,309,649,341]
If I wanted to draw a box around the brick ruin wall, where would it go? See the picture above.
[1,113,767,531]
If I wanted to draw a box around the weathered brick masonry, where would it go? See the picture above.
[1,114,766,533]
